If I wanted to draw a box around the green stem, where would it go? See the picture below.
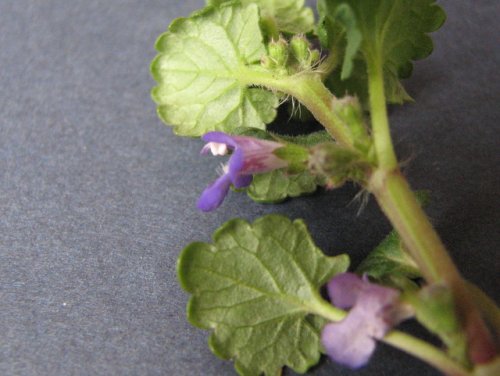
[369,170,456,282]
[242,65,496,363]
[289,76,353,146]
[312,298,471,376]
[383,332,471,376]
[367,56,398,169]
[369,169,497,364]
[239,69,354,147]
[365,53,496,363]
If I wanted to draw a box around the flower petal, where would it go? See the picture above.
[232,174,253,189]
[327,272,365,309]
[197,132,288,211]
[228,147,245,185]
[231,135,283,152]
[322,321,376,369]
[322,273,406,369]
[202,131,239,149]
[197,174,232,212]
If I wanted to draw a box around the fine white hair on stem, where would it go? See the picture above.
[288,96,302,121]
[350,187,371,216]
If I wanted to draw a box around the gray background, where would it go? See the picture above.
[0,1,498,375]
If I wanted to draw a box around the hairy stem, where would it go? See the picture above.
[369,169,497,364]
[239,69,354,146]
[241,65,497,364]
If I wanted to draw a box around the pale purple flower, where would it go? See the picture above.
[322,273,411,369]
[197,132,287,212]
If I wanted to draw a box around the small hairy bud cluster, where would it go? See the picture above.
[308,143,368,188]
[289,35,320,69]
[261,35,320,75]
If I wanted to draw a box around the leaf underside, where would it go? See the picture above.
[178,215,349,375]
[247,170,319,203]
[151,3,278,136]
[208,0,315,35]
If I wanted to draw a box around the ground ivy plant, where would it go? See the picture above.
[151,1,499,375]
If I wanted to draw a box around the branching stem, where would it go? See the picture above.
[239,69,353,147]
[240,64,497,368]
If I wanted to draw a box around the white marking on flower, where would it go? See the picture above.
[206,142,228,156]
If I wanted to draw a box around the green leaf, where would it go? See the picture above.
[247,170,320,203]
[178,215,349,376]
[324,59,371,107]
[151,3,279,136]
[317,3,362,80]
[318,0,446,104]
[208,0,315,35]
[357,231,421,290]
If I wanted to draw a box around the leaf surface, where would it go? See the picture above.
[318,0,446,104]
[178,215,349,375]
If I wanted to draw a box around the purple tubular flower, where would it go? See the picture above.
[197,132,287,212]
[322,273,410,369]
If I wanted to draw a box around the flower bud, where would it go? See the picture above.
[290,35,320,69]
[290,35,310,63]
[309,49,321,65]
[268,37,289,67]
[309,143,356,174]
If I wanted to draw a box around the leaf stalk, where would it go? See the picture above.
[240,69,353,146]
[366,56,398,169]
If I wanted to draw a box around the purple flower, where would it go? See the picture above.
[322,273,411,369]
[197,132,287,212]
